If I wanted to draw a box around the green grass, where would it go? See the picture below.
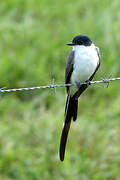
[0,0,120,179]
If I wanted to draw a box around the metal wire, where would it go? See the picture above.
[0,77,120,94]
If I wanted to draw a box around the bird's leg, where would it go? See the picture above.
[85,80,91,87]
[75,81,82,88]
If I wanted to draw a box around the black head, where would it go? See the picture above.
[67,35,92,46]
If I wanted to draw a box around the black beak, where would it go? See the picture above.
[66,42,75,46]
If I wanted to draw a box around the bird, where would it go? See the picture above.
[59,35,100,161]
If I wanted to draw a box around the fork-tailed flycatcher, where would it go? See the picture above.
[59,35,100,161]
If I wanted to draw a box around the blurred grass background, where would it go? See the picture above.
[0,0,120,179]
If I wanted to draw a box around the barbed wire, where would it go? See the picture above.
[0,77,120,94]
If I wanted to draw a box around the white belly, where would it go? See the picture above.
[71,44,99,83]
[70,44,99,96]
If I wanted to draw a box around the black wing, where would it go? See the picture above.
[89,47,100,80]
[65,51,74,93]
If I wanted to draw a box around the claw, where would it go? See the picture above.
[85,80,91,87]
[75,81,81,88]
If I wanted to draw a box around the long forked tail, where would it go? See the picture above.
[59,96,78,161]
[59,121,71,161]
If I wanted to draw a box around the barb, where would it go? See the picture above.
[50,78,56,94]
[0,77,120,94]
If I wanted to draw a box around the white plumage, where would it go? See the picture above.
[70,43,99,96]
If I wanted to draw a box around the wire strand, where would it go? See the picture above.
[0,77,120,94]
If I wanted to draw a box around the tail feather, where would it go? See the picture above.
[72,99,78,121]
[59,121,71,161]
[65,96,78,122]
[59,96,78,161]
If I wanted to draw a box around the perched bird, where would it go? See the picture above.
[59,35,100,161]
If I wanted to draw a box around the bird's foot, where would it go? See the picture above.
[75,81,81,88]
[85,80,91,87]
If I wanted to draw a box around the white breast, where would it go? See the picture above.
[71,44,99,84]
